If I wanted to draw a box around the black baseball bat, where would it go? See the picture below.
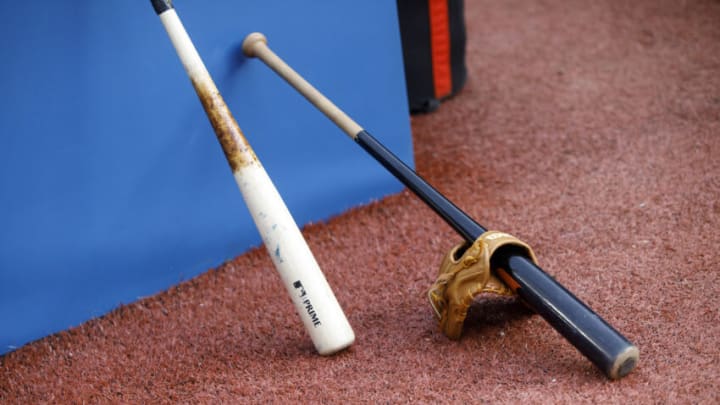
[242,33,639,379]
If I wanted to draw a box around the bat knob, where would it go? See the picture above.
[242,32,268,57]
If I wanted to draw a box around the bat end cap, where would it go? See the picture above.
[242,32,267,57]
[608,345,639,380]
[317,338,355,356]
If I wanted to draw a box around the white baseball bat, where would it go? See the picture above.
[149,0,354,355]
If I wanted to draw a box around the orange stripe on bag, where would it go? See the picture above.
[428,0,452,99]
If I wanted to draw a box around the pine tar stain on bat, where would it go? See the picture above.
[190,77,257,172]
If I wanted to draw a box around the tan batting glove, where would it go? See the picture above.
[428,231,538,340]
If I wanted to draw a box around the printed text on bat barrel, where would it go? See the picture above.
[293,281,322,327]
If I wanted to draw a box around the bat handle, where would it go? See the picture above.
[243,33,364,138]
[494,252,639,379]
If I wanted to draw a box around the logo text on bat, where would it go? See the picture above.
[293,281,322,327]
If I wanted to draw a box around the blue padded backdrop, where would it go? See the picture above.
[0,1,412,354]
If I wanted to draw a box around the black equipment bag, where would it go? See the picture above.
[397,0,467,114]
